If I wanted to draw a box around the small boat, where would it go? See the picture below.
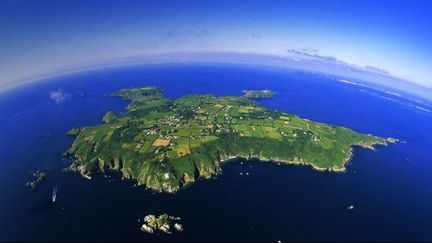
[52,186,57,203]
[347,205,354,210]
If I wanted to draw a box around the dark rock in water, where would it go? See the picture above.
[26,170,47,189]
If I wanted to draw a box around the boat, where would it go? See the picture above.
[52,186,57,203]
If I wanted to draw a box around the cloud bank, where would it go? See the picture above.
[50,89,68,103]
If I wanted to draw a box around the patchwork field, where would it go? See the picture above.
[66,86,390,193]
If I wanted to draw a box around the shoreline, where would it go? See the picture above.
[66,137,397,193]
[217,138,397,174]
[217,153,346,173]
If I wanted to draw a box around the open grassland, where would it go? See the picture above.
[66,86,389,193]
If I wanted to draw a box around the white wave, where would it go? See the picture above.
[415,106,431,112]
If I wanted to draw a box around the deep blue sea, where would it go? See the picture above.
[0,64,431,242]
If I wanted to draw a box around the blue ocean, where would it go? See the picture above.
[0,64,431,241]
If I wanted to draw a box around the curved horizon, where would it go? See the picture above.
[2,51,431,101]
[2,2,432,241]
[1,0,432,92]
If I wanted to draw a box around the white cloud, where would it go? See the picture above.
[50,89,68,103]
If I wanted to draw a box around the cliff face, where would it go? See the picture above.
[66,86,390,193]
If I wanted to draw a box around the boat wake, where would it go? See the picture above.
[52,186,57,203]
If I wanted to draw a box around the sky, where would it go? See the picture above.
[1,0,432,90]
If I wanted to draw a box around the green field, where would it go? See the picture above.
[66,86,390,193]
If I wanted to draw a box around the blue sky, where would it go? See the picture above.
[1,0,432,89]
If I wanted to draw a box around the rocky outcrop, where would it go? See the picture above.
[140,214,183,234]
[26,170,47,189]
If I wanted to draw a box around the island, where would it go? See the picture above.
[26,170,47,189]
[242,89,274,98]
[65,86,393,193]
[140,214,183,234]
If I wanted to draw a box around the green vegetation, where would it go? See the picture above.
[112,86,163,100]
[242,89,274,98]
[67,127,83,136]
[26,170,47,189]
[66,86,391,193]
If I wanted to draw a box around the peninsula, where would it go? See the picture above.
[65,86,392,193]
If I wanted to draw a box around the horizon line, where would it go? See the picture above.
[1,51,431,98]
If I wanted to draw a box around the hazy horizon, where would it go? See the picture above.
[1,0,432,91]
[2,51,431,102]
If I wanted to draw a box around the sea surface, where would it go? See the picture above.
[0,64,431,241]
